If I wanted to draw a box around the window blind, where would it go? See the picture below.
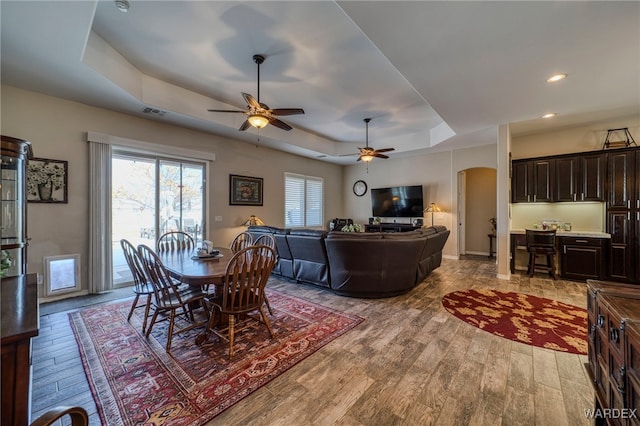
[284,173,324,228]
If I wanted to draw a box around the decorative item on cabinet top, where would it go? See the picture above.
[27,157,68,203]
[601,127,637,150]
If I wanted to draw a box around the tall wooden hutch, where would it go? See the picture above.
[1,135,39,426]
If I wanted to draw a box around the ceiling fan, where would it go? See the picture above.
[207,54,305,131]
[355,118,395,162]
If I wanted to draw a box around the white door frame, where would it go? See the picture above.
[457,171,466,255]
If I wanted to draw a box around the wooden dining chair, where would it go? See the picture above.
[197,245,277,359]
[230,231,253,254]
[120,239,154,333]
[253,234,276,315]
[30,406,89,426]
[156,231,195,252]
[137,244,208,352]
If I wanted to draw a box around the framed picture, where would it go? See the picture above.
[27,157,68,203]
[44,254,81,297]
[229,174,263,206]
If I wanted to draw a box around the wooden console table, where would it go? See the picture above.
[488,233,496,259]
[586,280,639,425]
[1,274,39,426]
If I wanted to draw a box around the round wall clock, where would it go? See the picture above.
[353,180,367,197]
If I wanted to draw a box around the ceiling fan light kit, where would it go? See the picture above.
[248,114,269,129]
[208,54,304,132]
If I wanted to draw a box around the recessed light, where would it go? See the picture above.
[115,0,130,12]
[546,73,567,83]
[542,113,557,119]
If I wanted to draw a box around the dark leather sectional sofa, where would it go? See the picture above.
[248,225,450,298]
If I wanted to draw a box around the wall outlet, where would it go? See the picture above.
[37,273,43,285]
[215,216,222,222]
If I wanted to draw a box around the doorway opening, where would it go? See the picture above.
[457,167,497,259]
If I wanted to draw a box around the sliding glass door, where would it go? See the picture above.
[112,152,205,286]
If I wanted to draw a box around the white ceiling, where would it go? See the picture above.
[2,1,639,164]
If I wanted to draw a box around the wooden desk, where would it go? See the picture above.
[1,273,39,426]
[158,247,234,287]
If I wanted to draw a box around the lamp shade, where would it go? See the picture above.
[360,154,374,163]
[248,114,269,129]
[243,215,265,227]
[423,203,441,226]
[424,203,441,213]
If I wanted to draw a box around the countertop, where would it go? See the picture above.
[510,229,610,238]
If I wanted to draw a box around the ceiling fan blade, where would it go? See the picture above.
[242,92,261,109]
[207,109,245,113]
[239,120,251,131]
[268,117,293,131]
[356,156,363,162]
[374,153,390,159]
[271,108,305,116]
[375,148,395,153]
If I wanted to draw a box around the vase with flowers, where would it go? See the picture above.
[341,223,364,232]
[489,217,497,235]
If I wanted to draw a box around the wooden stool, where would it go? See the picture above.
[526,229,558,280]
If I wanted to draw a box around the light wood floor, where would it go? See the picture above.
[32,256,594,425]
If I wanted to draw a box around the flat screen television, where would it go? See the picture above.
[371,185,424,218]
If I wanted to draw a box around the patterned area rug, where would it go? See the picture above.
[70,290,364,425]
[441,289,587,354]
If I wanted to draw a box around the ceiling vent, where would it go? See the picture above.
[142,107,167,117]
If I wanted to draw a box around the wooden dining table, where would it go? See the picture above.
[157,247,234,288]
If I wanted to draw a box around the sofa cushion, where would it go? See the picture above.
[381,232,424,240]
[286,230,330,287]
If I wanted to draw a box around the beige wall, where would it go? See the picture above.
[511,117,640,159]
[464,167,497,255]
[1,85,343,295]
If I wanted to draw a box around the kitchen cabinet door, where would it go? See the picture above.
[555,157,578,202]
[560,237,605,280]
[608,150,636,209]
[580,153,605,201]
[511,161,530,203]
[608,210,635,281]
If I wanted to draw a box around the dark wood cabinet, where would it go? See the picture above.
[511,161,531,203]
[586,281,640,425]
[606,148,639,283]
[628,321,640,426]
[555,157,578,202]
[556,154,605,202]
[511,159,554,203]
[581,154,606,201]
[560,236,606,280]
[1,274,39,426]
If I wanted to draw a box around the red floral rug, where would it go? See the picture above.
[441,289,587,354]
[69,290,363,425]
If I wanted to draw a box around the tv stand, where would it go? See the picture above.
[365,223,421,233]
